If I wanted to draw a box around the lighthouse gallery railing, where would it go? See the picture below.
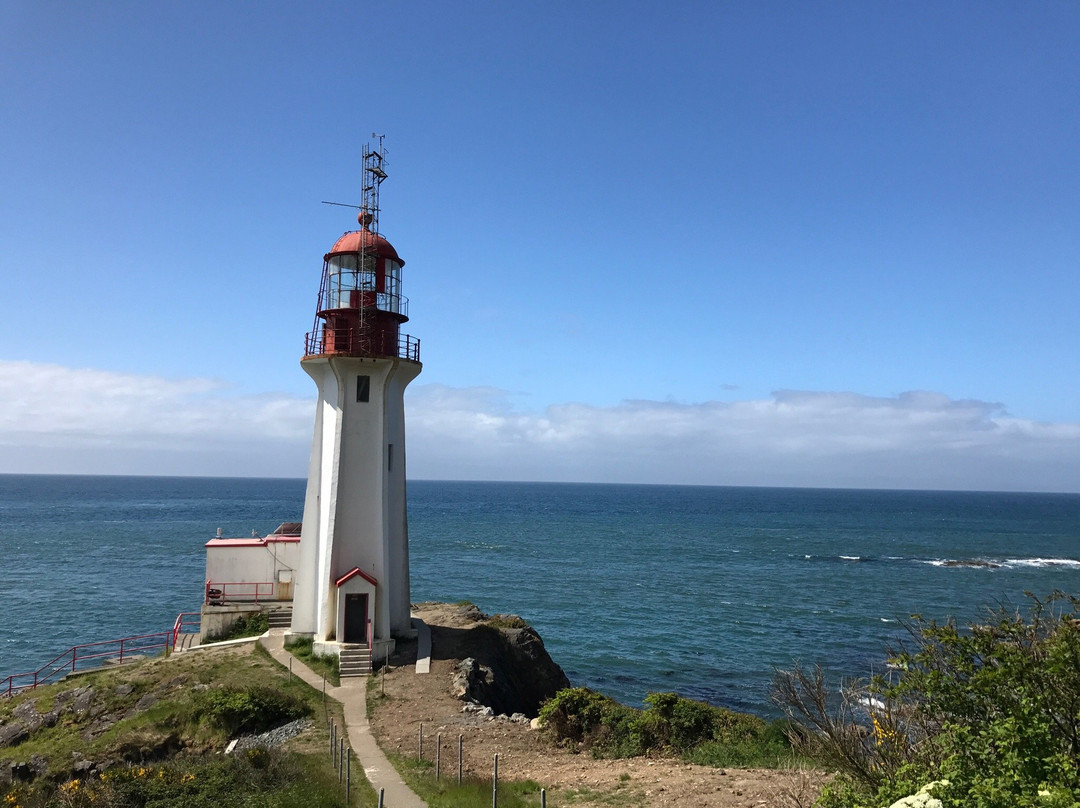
[304,330,420,362]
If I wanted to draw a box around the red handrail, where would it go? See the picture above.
[2,630,174,698]
[205,580,275,605]
[172,612,202,648]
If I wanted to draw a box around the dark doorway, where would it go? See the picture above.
[344,593,369,644]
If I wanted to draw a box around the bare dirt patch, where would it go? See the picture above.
[367,603,825,808]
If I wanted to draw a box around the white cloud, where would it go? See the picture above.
[407,385,1080,492]
[0,360,1077,491]
[0,360,312,475]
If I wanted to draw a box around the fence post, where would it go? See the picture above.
[436,733,441,780]
[119,638,124,663]
[458,734,463,785]
[492,753,499,808]
[346,750,351,803]
[541,788,546,808]
[339,738,344,783]
[418,722,423,760]
[331,722,337,768]
[378,788,384,808]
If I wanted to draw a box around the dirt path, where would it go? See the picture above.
[367,603,825,808]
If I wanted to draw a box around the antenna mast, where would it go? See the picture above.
[362,133,388,237]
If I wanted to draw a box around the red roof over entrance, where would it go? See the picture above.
[334,567,378,588]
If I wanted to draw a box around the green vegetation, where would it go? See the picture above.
[485,614,529,630]
[1,645,373,808]
[194,683,309,735]
[537,687,797,767]
[4,749,351,808]
[385,750,546,808]
[204,611,269,642]
[284,637,340,686]
[774,592,1080,808]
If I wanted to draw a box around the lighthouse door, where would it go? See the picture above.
[344,594,369,644]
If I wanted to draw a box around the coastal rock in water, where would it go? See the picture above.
[941,559,1000,569]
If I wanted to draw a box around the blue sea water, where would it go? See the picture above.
[1,475,1078,715]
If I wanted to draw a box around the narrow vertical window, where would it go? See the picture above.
[387,444,394,472]
[356,375,370,402]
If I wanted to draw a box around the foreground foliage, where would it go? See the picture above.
[5,749,348,808]
[538,687,796,767]
[774,592,1080,808]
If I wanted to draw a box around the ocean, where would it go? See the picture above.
[1,475,1078,715]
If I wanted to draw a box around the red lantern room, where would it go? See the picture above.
[304,145,419,363]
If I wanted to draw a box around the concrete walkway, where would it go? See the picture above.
[259,631,426,808]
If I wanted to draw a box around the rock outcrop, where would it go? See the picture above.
[431,603,571,717]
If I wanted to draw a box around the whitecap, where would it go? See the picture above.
[857,695,886,711]
[1002,557,1080,569]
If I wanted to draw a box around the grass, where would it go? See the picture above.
[284,637,341,686]
[1,643,377,808]
[385,750,547,808]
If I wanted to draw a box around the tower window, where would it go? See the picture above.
[357,375,370,402]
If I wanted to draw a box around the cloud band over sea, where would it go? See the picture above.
[1,360,1077,492]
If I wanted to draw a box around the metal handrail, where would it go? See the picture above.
[303,330,420,362]
[172,612,202,648]
[205,580,275,605]
[3,630,174,698]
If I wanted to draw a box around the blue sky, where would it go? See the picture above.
[1,1,1078,491]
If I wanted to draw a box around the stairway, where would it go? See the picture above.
[339,644,372,678]
[267,607,293,630]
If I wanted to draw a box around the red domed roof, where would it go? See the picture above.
[325,212,403,264]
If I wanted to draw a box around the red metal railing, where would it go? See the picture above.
[172,612,202,648]
[304,329,420,362]
[205,580,275,605]
[2,631,174,698]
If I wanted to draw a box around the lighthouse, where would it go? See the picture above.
[289,143,421,665]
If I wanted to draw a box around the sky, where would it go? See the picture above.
[1,1,1078,492]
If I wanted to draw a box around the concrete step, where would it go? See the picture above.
[266,609,293,628]
[339,644,372,677]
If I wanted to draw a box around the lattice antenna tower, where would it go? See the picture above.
[361,134,388,238]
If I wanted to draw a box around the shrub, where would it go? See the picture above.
[205,612,270,642]
[775,592,1080,808]
[195,684,310,735]
[539,686,793,765]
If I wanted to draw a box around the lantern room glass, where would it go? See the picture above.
[326,254,377,309]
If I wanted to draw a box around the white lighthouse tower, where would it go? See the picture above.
[289,143,420,665]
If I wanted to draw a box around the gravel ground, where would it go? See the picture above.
[368,603,828,808]
[233,718,314,751]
